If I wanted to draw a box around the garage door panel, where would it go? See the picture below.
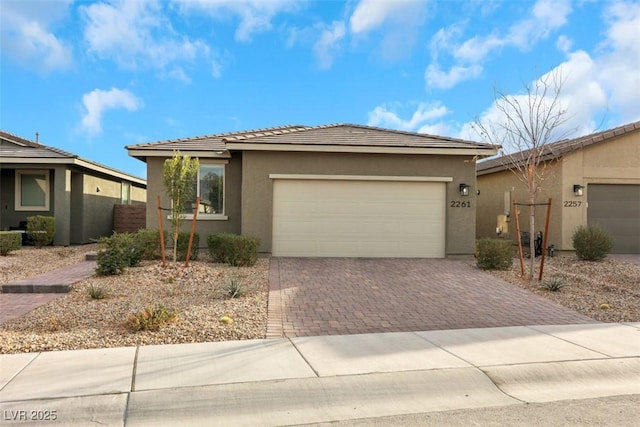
[273,179,446,258]
[588,184,640,254]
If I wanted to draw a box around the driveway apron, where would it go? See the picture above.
[268,258,595,337]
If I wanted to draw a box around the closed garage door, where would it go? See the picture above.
[588,184,640,253]
[272,178,446,257]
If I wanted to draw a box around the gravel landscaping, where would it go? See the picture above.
[0,245,638,354]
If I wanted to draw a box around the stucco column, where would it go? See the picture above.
[53,166,71,246]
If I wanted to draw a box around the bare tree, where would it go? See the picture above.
[473,71,573,280]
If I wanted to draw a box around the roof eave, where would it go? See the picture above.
[224,143,499,156]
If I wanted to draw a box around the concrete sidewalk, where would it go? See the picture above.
[1,323,639,426]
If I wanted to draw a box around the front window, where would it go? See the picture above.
[15,170,50,211]
[183,163,225,216]
[121,182,131,204]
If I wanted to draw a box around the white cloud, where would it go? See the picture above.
[0,0,73,72]
[313,21,346,69]
[427,0,573,89]
[368,102,450,132]
[425,63,482,90]
[173,0,300,42]
[506,0,572,50]
[349,0,428,60]
[556,35,573,53]
[81,0,211,77]
[81,88,143,136]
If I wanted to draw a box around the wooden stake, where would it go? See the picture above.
[513,200,525,277]
[538,198,552,281]
[185,197,200,267]
[157,195,166,268]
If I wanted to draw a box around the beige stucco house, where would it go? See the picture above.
[476,121,640,254]
[0,131,146,246]
[127,124,498,258]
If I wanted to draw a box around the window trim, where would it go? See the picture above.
[15,169,50,211]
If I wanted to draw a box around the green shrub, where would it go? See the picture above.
[26,215,55,248]
[207,233,260,266]
[0,231,22,256]
[135,229,168,260]
[126,305,177,331]
[476,238,514,270]
[540,277,567,292]
[96,232,143,275]
[572,225,613,261]
[176,231,199,261]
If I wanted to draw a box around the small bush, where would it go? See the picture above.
[88,285,107,300]
[176,231,199,261]
[96,232,143,275]
[126,305,177,331]
[26,215,55,248]
[136,229,168,260]
[207,233,260,267]
[572,225,613,261]
[476,238,514,270]
[540,277,567,292]
[0,231,21,256]
[226,278,244,298]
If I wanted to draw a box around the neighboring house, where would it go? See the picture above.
[126,124,498,258]
[0,131,147,246]
[476,121,640,254]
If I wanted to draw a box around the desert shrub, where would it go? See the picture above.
[26,215,55,248]
[96,232,143,275]
[136,229,168,260]
[540,277,567,292]
[226,277,244,298]
[176,231,199,261]
[88,285,107,300]
[126,305,177,331]
[0,231,21,256]
[207,233,260,267]
[476,238,514,270]
[572,225,613,261]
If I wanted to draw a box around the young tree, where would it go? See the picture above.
[473,71,573,280]
[163,150,199,262]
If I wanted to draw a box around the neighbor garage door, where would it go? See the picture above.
[272,178,446,257]
[588,184,640,253]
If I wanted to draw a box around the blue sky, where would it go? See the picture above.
[1,0,639,179]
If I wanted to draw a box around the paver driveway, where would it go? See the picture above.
[267,258,595,337]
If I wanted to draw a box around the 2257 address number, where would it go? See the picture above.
[563,201,582,207]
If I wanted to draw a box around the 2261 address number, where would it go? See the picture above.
[450,201,471,208]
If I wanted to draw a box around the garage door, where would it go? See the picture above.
[588,184,640,253]
[272,178,446,257]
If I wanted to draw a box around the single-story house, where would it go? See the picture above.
[126,124,498,258]
[476,120,640,254]
[0,130,147,246]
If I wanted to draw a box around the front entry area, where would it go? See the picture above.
[272,177,446,258]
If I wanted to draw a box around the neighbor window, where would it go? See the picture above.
[183,162,226,217]
[15,170,50,211]
[121,182,131,204]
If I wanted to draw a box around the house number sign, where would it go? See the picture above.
[450,201,471,208]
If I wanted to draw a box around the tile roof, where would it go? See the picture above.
[126,123,497,153]
[0,130,145,183]
[476,120,640,174]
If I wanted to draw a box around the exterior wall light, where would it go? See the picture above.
[573,184,584,196]
[459,183,470,196]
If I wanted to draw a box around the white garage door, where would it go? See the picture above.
[272,178,446,258]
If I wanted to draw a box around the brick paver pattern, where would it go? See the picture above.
[268,258,596,337]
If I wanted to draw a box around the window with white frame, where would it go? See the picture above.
[183,162,225,216]
[15,170,50,211]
